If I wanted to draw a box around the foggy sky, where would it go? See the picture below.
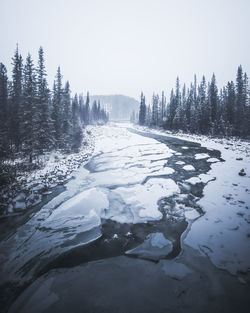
[1,0,249,101]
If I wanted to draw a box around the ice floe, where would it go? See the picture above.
[126,232,173,261]
[183,165,195,171]
[194,153,209,160]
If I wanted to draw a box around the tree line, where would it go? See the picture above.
[0,46,109,162]
[136,66,250,138]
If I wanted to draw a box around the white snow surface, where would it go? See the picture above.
[183,165,195,171]
[194,153,210,160]
[134,124,250,276]
[207,157,220,163]
[175,161,185,165]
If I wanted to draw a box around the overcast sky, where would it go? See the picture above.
[1,0,249,101]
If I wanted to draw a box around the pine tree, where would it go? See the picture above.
[91,100,98,123]
[151,93,159,126]
[235,65,244,135]
[71,93,82,151]
[84,92,90,125]
[36,47,52,153]
[185,84,193,130]
[226,81,235,126]
[21,54,37,162]
[51,66,63,147]
[168,89,175,129]
[242,72,249,136]
[198,76,209,134]
[159,91,166,126]
[172,77,182,130]
[97,100,101,121]
[139,92,146,125]
[145,105,152,126]
[61,81,72,151]
[0,63,9,158]
[10,45,23,150]
[208,73,218,133]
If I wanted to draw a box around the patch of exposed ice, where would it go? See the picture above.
[182,146,189,150]
[195,153,209,160]
[175,161,185,165]
[47,188,108,223]
[160,260,193,280]
[126,232,173,261]
[207,158,220,163]
[108,178,180,223]
[183,165,195,171]
[185,177,201,185]
[150,167,175,176]
[199,173,215,184]
[184,209,200,220]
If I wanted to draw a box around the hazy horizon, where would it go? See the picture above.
[1,0,250,101]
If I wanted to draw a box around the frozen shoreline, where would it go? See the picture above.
[132,124,250,277]
[0,127,95,216]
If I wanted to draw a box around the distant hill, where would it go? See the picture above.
[88,95,139,121]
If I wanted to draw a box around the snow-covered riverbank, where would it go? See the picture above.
[0,127,95,216]
[133,124,250,278]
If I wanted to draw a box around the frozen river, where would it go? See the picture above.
[1,123,249,313]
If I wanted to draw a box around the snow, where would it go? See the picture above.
[175,161,185,165]
[183,165,195,171]
[107,178,180,223]
[194,153,210,160]
[150,167,174,176]
[13,201,26,210]
[207,157,220,163]
[185,177,201,185]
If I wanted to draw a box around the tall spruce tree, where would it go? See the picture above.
[235,65,244,135]
[10,46,23,150]
[62,81,71,151]
[22,54,37,162]
[37,47,52,153]
[51,66,63,147]
[226,81,235,126]
[208,73,218,133]
[84,92,90,125]
[71,93,82,151]
[151,93,159,126]
[199,76,209,134]
[0,63,9,158]
[139,92,146,125]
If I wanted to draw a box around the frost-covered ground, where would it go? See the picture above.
[133,124,250,278]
